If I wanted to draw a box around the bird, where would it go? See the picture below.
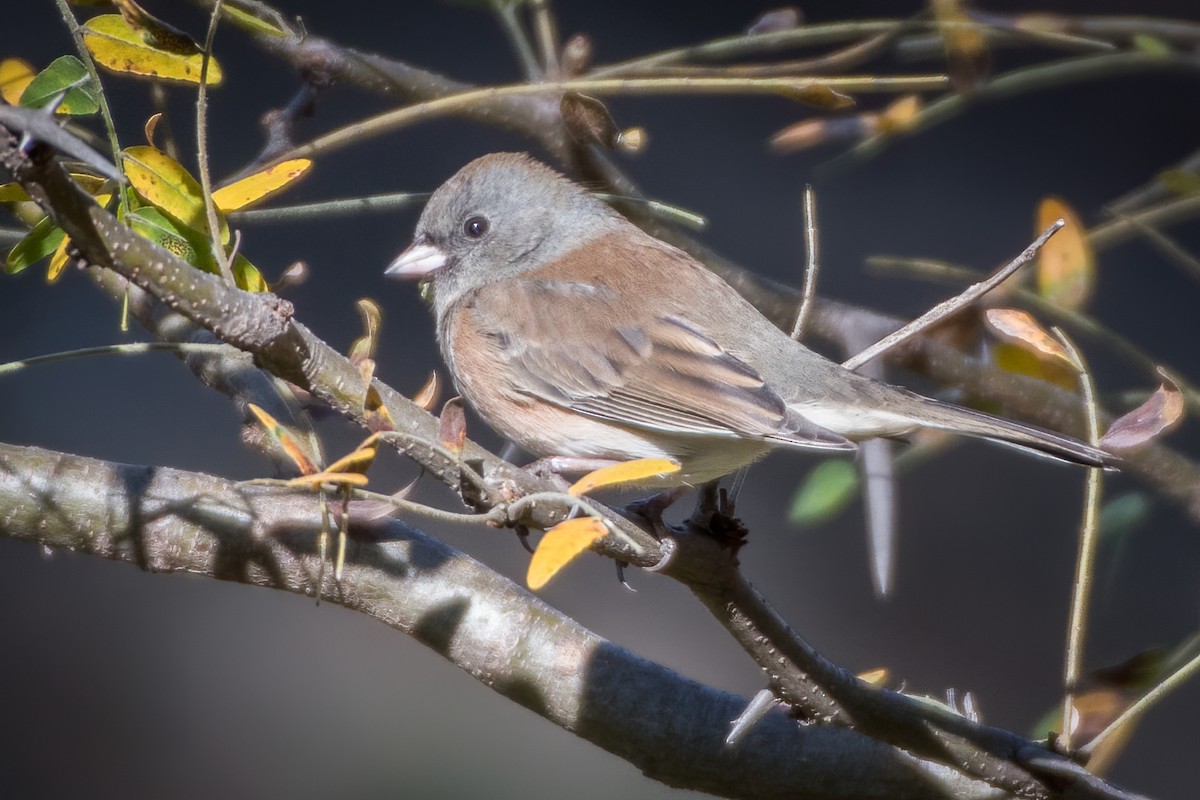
[385,152,1112,487]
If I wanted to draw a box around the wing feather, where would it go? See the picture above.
[462,280,854,451]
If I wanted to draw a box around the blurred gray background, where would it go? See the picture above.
[2,1,1198,798]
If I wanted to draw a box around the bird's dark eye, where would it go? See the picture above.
[463,215,489,239]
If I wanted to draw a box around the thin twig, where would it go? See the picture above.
[1053,327,1103,752]
[626,27,909,78]
[494,1,542,79]
[864,255,1200,412]
[790,185,820,341]
[265,74,950,167]
[591,20,912,77]
[0,342,231,378]
[52,0,126,214]
[833,52,1200,168]
[842,220,1063,371]
[227,192,426,223]
[196,0,234,283]
[1079,646,1200,761]
[1107,146,1200,214]
[1109,209,1200,284]
[529,0,560,76]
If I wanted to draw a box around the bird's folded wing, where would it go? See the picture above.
[467,280,853,450]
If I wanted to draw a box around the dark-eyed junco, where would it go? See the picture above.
[386,153,1111,486]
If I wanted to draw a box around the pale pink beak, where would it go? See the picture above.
[385,242,448,278]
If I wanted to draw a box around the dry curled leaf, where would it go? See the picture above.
[273,260,308,292]
[1100,376,1183,450]
[439,397,467,456]
[561,92,620,149]
[412,370,442,412]
[348,298,382,366]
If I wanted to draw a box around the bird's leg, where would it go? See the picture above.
[524,456,624,490]
[688,481,749,552]
[625,487,688,536]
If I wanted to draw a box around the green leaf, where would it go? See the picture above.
[1159,169,1200,197]
[5,217,66,275]
[789,460,859,526]
[82,14,223,86]
[1132,34,1172,56]
[1099,492,1151,544]
[18,55,100,115]
[125,206,267,292]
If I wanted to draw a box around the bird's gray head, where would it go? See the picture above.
[385,152,622,313]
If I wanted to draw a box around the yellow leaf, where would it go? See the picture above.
[527,517,608,590]
[248,403,320,476]
[220,5,289,38]
[0,58,35,105]
[82,14,223,86]
[325,432,383,476]
[857,668,890,686]
[0,173,109,204]
[46,235,72,282]
[121,145,229,242]
[348,298,382,365]
[568,458,680,496]
[1036,197,1094,309]
[285,471,371,490]
[877,94,922,135]
[212,159,313,212]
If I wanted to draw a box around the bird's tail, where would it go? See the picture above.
[909,394,1115,468]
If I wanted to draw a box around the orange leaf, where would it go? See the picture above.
[412,370,441,412]
[568,458,681,496]
[247,403,319,476]
[984,308,1071,364]
[527,517,608,590]
[439,397,467,456]
[212,158,312,212]
[1036,197,1095,309]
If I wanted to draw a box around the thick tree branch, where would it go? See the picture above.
[0,441,1000,800]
